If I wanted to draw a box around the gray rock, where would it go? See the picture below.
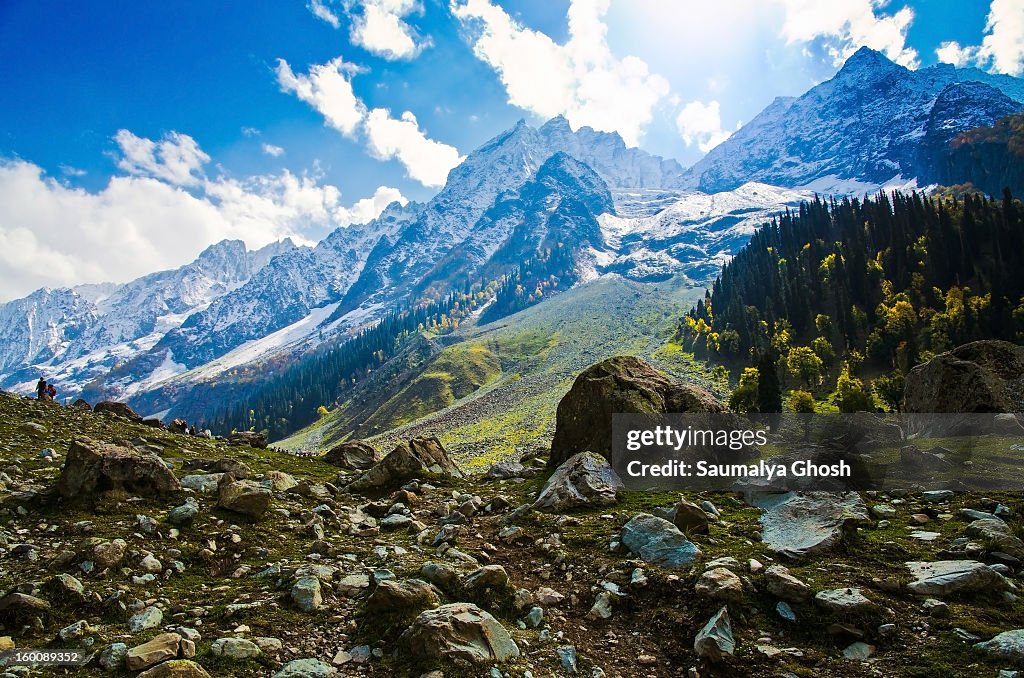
[974,629,1024,661]
[966,518,1024,559]
[167,498,200,526]
[217,478,272,518]
[210,637,261,659]
[128,606,163,633]
[620,513,701,568]
[401,602,520,665]
[272,659,338,677]
[291,576,323,612]
[694,606,734,661]
[754,492,868,559]
[922,490,955,503]
[764,564,813,603]
[99,642,127,671]
[323,440,379,470]
[557,645,578,672]
[365,579,439,613]
[534,452,623,512]
[180,474,224,494]
[904,341,1024,416]
[776,601,796,622]
[347,437,462,493]
[815,588,876,614]
[694,567,743,603]
[486,459,526,480]
[672,498,711,534]
[906,560,1007,596]
[57,438,180,498]
[843,642,875,660]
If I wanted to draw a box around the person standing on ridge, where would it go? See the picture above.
[36,377,47,400]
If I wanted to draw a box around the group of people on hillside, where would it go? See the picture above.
[35,377,58,401]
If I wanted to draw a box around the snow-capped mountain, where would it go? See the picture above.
[684,47,1024,193]
[0,238,297,396]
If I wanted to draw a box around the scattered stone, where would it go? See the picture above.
[923,598,950,618]
[217,476,273,518]
[227,431,268,449]
[906,560,1006,596]
[776,601,796,622]
[754,492,868,559]
[57,438,180,498]
[126,633,192,671]
[323,440,379,470]
[872,504,897,519]
[263,470,298,491]
[128,606,163,632]
[672,498,711,534]
[94,400,143,422]
[272,659,338,677]
[401,603,520,666]
[365,579,440,613]
[167,498,200,526]
[695,567,743,603]
[136,660,211,678]
[486,459,526,480]
[347,437,463,493]
[974,629,1024,662]
[922,490,955,503]
[620,513,702,568]
[764,565,813,603]
[92,539,127,569]
[694,606,734,661]
[210,637,262,659]
[534,451,623,512]
[99,643,127,671]
[815,588,876,615]
[843,642,875,660]
[966,518,1024,559]
[557,645,578,673]
[292,576,323,612]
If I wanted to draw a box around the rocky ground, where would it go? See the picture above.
[2,384,1024,678]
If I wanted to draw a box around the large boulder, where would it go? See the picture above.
[974,629,1024,662]
[136,660,211,678]
[549,355,726,467]
[904,340,1024,413]
[905,560,1007,596]
[126,633,194,671]
[620,513,702,568]
[753,492,868,560]
[323,440,379,470]
[401,603,520,666]
[346,437,463,493]
[94,401,143,422]
[533,452,623,512]
[217,476,272,518]
[57,438,180,498]
[693,606,734,661]
[228,431,268,449]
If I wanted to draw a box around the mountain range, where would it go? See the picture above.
[1,47,1021,432]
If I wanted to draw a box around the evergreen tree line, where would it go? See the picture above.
[680,189,1024,411]
[479,243,577,324]
[203,243,582,440]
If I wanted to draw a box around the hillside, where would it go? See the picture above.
[680,189,1024,412]
[282,275,722,466]
[3,364,1024,677]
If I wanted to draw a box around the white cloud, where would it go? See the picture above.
[308,0,341,28]
[276,55,462,187]
[343,185,408,225]
[276,57,366,137]
[114,130,210,187]
[451,0,670,147]
[773,0,919,68]
[349,0,430,60]
[935,40,975,67]
[0,132,408,301]
[364,108,464,187]
[675,100,735,154]
[936,1,1023,76]
[261,143,286,157]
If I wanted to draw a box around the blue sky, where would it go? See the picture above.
[0,0,1019,300]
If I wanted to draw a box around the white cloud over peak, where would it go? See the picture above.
[114,130,210,187]
[0,133,407,301]
[275,55,463,187]
[364,109,465,187]
[276,57,366,137]
[935,0,1023,76]
[675,100,736,154]
[451,0,670,147]
[773,0,919,68]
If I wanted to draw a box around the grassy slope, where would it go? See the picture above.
[3,393,1023,678]
[281,275,723,465]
